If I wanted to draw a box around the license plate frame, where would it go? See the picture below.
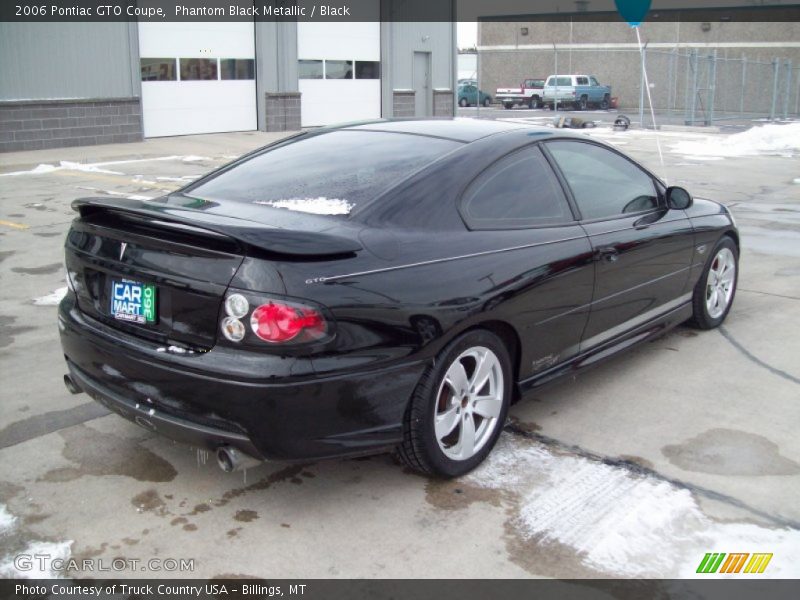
[110,278,158,324]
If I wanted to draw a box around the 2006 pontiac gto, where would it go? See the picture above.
[59,119,738,477]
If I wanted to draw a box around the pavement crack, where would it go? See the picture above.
[503,422,800,531]
[718,325,800,385]
[738,288,800,301]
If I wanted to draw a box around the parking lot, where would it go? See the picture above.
[1,120,799,579]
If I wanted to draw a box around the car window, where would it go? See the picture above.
[546,141,658,220]
[577,77,589,85]
[461,146,573,229]
[187,131,461,217]
[590,76,600,86]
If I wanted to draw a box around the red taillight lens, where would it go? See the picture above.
[250,301,326,344]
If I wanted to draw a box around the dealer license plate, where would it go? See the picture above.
[110,279,157,324]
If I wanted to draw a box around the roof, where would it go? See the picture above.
[338,118,536,143]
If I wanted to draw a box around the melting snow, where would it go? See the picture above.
[670,123,800,159]
[182,155,212,162]
[255,197,354,215]
[0,505,16,533]
[465,435,800,578]
[33,287,67,306]
[0,540,73,579]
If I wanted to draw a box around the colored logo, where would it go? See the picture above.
[696,552,773,574]
[614,0,652,26]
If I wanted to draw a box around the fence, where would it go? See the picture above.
[475,45,800,126]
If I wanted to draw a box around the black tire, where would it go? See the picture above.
[528,95,541,109]
[690,236,739,330]
[600,95,610,110]
[396,329,512,478]
[503,102,513,110]
[576,96,588,111]
[482,97,490,107]
[458,97,468,108]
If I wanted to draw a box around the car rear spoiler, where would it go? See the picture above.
[72,197,362,257]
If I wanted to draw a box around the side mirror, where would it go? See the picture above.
[666,186,693,210]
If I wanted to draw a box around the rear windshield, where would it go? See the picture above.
[187,130,461,217]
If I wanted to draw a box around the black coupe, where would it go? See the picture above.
[60,119,739,477]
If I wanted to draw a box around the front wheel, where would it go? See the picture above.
[396,330,512,478]
[458,97,468,107]
[691,236,738,329]
[482,97,491,107]
[503,102,513,110]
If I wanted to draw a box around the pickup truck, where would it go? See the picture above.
[495,78,546,109]
[543,75,612,110]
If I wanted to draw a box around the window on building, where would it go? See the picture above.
[355,61,380,79]
[298,60,324,79]
[460,146,573,229]
[220,59,255,80]
[325,60,353,79]
[546,141,658,220]
[140,58,177,81]
[180,58,218,81]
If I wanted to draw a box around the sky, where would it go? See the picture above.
[457,22,478,49]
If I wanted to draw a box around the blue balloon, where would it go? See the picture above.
[614,0,651,26]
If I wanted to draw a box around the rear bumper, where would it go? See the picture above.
[58,293,427,461]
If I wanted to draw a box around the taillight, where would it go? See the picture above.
[250,302,326,343]
[220,291,330,346]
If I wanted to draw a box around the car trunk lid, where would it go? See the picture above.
[66,196,362,348]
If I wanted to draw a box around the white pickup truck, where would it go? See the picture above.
[495,78,546,109]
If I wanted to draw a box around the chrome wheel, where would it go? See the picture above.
[434,346,504,461]
[706,247,736,319]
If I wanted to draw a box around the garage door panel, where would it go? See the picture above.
[299,80,381,127]
[142,81,256,137]
[138,22,256,138]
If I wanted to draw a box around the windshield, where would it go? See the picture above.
[187,130,461,217]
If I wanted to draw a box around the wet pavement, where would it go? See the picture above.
[0,125,798,579]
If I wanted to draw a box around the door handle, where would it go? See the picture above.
[633,217,653,230]
[597,246,619,262]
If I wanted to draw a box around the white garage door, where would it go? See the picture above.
[297,23,381,127]
[138,23,257,138]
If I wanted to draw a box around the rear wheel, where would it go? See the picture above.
[576,96,588,110]
[528,96,541,109]
[503,102,513,110]
[691,237,738,329]
[397,330,511,478]
[482,97,491,107]
[600,95,610,110]
[458,97,468,107]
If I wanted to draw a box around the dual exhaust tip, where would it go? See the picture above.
[63,373,261,473]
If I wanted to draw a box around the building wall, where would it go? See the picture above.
[381,21,457,117]
[0,22,142,152]
[478,21,800,112]
[0,22,139,101]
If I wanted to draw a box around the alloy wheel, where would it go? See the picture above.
[706,247,736,319]
[433,346,504,461]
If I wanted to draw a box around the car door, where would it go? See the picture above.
[543,139,695,351]
[457,144,594,379]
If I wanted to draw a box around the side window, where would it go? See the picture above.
[546,77,555,86]
[590,76,600,86]
[461,146,573,229]
[546,141,658,220]
[576,77,589,85]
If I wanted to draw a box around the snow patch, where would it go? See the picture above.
[33,287,67,306]
[0,505,16,533]
[793,178,800,184]
[670,123,800,158]
[465,435,800,578]
[182,155,212,162]
[0,540,73,579]
[0,164,60,177]
[254,197,354,215]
